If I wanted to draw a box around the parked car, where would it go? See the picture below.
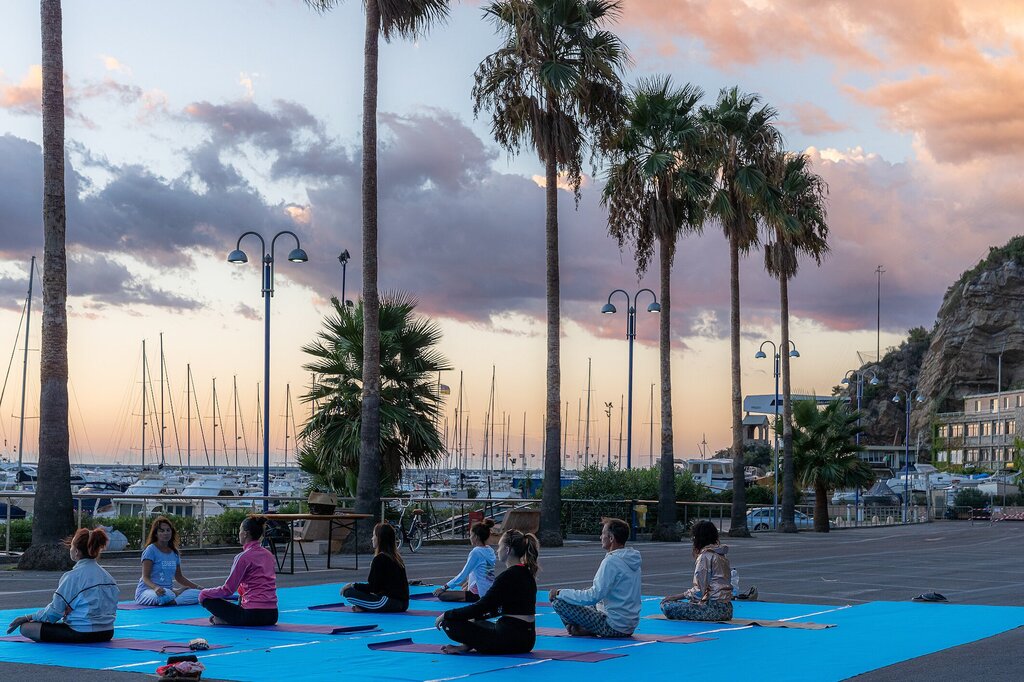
[746,507,818,531]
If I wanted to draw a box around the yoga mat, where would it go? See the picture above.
[0,635,229,652]
[408,593,553,607]
[644,614,834,629]
[165,618,379,635]
[535,626,711,644]
[119,596,236,610]
[367,637,625,662]
[308,603,441,616]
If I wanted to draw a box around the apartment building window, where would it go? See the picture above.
[1017,395,1022,408]
[967,423,980,437]
[990,399,997,412]
[951,424,964,438]
[1008,420,1016,435]
[975,400,981,412]
[937,425,948,438]
[982,422,992,436]
[995,421,1004,436]
[1005,397,1010,409]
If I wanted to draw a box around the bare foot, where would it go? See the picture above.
[209,616,228,625]
[350,605,366,613]
[440,644,471,655]
[566,624,592,637]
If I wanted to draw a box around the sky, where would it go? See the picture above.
[0,0,1022,468]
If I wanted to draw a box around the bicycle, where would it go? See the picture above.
[387,499,430,553]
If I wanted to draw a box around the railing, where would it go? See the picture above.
[2,491,942,555]
[0,491,360,554]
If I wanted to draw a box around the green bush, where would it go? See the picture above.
[562,466,710,502]
[954,488,989,509]
[0,519,33,551]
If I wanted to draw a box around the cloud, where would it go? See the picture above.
[69,253,203,310]
[0,66,42,114]
[235,303,261,321]
[239,72,259,100]
[100,55,132,74]
[621,1,1024,163]
[781,102,849,135]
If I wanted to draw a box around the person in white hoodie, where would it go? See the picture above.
[549,518,642,637]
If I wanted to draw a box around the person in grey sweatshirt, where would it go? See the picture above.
[549,517,642,637]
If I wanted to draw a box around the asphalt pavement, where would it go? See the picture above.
[1,519,1021,680]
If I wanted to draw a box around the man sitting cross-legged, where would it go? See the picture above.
[549,517,642,638]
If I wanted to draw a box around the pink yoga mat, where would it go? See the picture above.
[165,618,378,635]
[308,603,441,616]
[367,637,624,662]
[535,626,710,644]
[0,635,228,652]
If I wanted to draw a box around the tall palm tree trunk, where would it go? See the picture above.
[539,128,563,548]
[728,234,748,536]
[779,274,797,532]
[355,0,382,547]
[814,480,829,532]
[655,239,678,540]
[20,0,74,571]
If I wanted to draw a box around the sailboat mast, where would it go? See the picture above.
[233,375,239,468]
[456,371,463,471]
[650,383,655,468]
[584,357,592,468]
[142,340,147,470]
[212,378,217,469]
[160,332,165,467]
[16,256,35,477]
[284,383,291,469]
[186,363,191,472]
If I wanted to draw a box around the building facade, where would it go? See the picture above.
[932,390,1021,470]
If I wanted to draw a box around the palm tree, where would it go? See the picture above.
[473,0,628,546]
[602,76,710,541]
[304,0,450,532]
[701,87,783,537]
[791,399,873,532]
[19,0,74,571]
[764,151,829,533]
[300,294,451,496]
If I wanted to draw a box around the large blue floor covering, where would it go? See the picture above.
[2,583,1023,681]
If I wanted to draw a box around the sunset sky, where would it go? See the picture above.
[1,1,1021,468]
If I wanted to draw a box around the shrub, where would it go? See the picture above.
[0,519,33,551]
[954,488,989,509]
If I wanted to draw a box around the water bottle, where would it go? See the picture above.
[731,569,740,596]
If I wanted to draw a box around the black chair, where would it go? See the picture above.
[263,518,308,572]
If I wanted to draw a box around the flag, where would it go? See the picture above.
[438,384,451,395]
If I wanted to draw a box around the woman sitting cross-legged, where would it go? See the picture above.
[6,527,119,643]
[135,516,202,606]
[433,519,496,602]
[199,516,278,626]
[341,522,409,613]
[434,529,539,655]
[660,520,733,622]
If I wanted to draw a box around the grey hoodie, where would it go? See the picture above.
[558,547,643,634]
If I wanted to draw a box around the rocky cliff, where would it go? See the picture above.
[839,236,1024,448]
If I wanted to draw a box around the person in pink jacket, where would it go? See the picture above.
[199,516,278,626]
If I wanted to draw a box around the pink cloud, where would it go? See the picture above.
[781,102,849,135]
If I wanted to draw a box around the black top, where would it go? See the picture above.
[444,564,536,621]
[366,553,409,603]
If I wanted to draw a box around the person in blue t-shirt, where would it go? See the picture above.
[135,516,202,606]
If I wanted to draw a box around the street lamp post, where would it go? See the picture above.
[228,230,308,512]
[892,388,924,523]
[337,249,351,307]
[842,368,879,524]
[755,340,800,530]
[601,289,660,470]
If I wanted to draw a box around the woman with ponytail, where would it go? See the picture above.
[199,516,278,626]
[434,529,539,654]
[434,519,496,602]
[6,528,119,643]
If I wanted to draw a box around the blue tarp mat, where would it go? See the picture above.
[2,585,1022,681]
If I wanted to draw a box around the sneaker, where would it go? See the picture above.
[912,592,948,602]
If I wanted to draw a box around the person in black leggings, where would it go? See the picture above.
[199,516,278,626]
[435,529,540,654]
[341,523,409,613]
